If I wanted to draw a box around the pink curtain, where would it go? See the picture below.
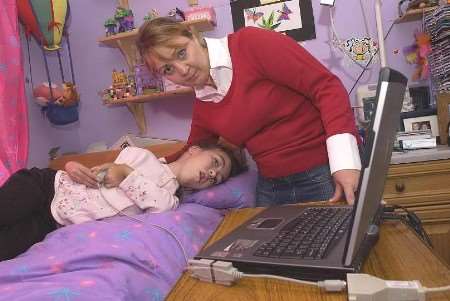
[0,0,29,185]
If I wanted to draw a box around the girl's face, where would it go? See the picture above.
[144,35,211,88]
[177,147,232,190]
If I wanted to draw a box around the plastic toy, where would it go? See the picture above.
[144,9,159,21]
[114,7,134,33]
[184,6,216,26]
[134,64,164,95]
[104,18,117,36]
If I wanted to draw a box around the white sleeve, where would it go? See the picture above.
[326,133,361,174]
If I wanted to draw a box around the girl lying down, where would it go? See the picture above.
[0,142,245,261]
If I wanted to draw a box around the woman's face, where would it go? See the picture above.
[144,35,210,88]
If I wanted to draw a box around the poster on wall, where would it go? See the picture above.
[230,0,316,41]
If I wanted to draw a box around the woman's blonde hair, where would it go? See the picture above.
[136,17,203,58]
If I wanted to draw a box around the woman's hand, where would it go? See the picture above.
[102,164,134,188]
[65,161,98,188]
[328,169,360,205]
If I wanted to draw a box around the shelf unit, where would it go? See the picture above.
[98,12,215,134]
[395,6,438,24]
[104,87,194,106]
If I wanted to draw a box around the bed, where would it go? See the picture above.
[0,143,256,301]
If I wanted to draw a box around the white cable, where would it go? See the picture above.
[241,273,318,286]
[187,259,347,291]
[423,285,450,293]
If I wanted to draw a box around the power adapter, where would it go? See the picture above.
[347,274,425,301]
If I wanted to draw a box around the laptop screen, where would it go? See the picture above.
[344,67,407,265]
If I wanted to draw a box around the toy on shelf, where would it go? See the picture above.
[144,9,160,21]
[184,6,216,26]
[167,8,185,21]
[134,63,164,95]
[104,18,117,36]
[102,65,165,104]
[114,6,135,33]
[102,69,136,103]
[403,31,432,81]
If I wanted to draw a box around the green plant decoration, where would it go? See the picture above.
[258,11,281,30]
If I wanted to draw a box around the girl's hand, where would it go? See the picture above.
[102,164,134,188]
[65,161,98,188]
[91,163,115,175]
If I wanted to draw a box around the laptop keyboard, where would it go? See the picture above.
[253,207,352,260]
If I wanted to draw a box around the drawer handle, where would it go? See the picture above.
[395,183,405,192]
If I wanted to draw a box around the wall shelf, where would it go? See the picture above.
[104,87,194,106]
[98,19,215,48]
[395,6,438,24]
[98,17,214,135]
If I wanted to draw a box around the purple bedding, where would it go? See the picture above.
[0,203,224,301]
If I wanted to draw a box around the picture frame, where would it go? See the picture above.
[402,114,439,137]
[230,0,316,42]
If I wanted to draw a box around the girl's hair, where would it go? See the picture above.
[195,141,248,178]
[136,17,203,59]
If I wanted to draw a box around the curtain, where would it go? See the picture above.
[0,0,29,185]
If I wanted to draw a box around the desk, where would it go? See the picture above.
[166,207,450,301]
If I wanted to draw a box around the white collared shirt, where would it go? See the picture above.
[194,37,361,174]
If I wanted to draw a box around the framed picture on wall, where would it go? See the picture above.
[230,0,316,41]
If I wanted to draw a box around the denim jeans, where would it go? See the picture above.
[256,164,335,207]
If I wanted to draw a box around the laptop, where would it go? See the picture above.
[195,67,408,281]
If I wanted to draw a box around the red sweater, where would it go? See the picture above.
[178,27,358,178]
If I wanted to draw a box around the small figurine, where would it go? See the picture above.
[144,9,159,21]
[167,7,185,21]
[114,6,129,33]
[104,18,117,36]
[123,9,135,31]
[112,69,128,88]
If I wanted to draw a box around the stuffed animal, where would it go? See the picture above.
[403,31,432,81]
[32,82,64,106]
[55,82,80,107]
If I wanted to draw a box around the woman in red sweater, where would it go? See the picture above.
[136,17,361,206]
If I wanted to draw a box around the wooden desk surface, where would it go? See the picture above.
[167,208,450,301]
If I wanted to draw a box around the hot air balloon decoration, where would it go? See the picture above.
[18,0,79,125]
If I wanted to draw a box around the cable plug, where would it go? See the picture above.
[317,279,347,292]
[96,170,107,184]
[347,274,425,301]
[187,259,243,286]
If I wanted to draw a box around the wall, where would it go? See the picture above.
[24,0,424,167]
